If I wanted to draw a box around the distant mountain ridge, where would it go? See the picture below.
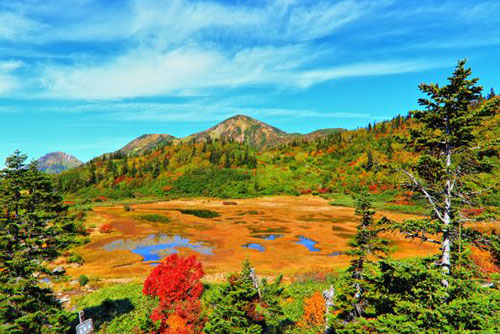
[115,114,343,155]
[36,152,82,174]
[118,134,176,156]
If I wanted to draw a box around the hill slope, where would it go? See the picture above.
[118,134,176,156]
[185,115,289,149]
[37,152,82,174]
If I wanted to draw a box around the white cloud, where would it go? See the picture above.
[0,60,23,94]
[1,0,499,100]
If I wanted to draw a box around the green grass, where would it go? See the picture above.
[75,274,339,334]
[75,283,156,333]
[174,209,221,218]
[137,214,171,224]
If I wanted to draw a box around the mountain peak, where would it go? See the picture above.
[187,114,287,148]
[119,133,176,156]
[37,152,82,174]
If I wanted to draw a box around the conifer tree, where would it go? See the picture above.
[400,59,499,287]
[0,151,76,333]
[204,260,287,334]
[340,192,389,319]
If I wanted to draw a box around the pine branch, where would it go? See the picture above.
[400,169,446,223]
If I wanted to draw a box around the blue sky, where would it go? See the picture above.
[1,0,499,164]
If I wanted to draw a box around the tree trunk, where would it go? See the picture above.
[442,123,452,288]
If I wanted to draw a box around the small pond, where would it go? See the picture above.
[295,236,321,252]
[243,243,265,252]
[252,234,283,240]
[104,234,214,262]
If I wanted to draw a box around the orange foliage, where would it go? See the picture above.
[114,175,126,185]
[99,223,113,233]
[470,246,500,275]
[461,208,485,218]
[298,291,325,329]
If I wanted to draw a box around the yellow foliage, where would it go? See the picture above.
[298,291,324,328]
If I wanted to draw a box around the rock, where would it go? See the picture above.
[52,266,65,275]
[58,295,70,304]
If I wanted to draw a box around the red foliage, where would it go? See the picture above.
[461,208,485,218]
[368,184,378,193]
[94,196,109,202]
[317,187,331,194]
[114,175,127,185]
[163,185,173,192]
[143,254,205,334]
[99,223,113,233]
[63,201,76,205]
[300,189,312,195]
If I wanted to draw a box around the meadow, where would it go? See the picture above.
[67,196,438,281]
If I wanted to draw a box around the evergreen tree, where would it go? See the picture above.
[204,260,288,334]
[365,150,374,171]
[0,151,76,333]
[400,59,498,287]
[337,193,389,320]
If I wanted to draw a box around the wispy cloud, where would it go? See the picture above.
[0,0,499,101]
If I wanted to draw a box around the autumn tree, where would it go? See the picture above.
[143,254,205,334]
[0,151,78,333]
[400,59,499,287]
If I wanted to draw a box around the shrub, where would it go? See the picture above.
[67,253,84,265]
[143,254,205,334]
[138,214,170,224]
[99,223,114,233]
[175,209,220,218]
[298,291,325,329]
[78,275,89,287]
[124,205,133,211]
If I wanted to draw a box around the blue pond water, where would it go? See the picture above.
[296,236,321,252]
[104,234,214,262]
[253,234,283,240]
[243,243,265,252]
[328,252,343,256]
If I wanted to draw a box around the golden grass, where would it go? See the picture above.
[67,196,438,281]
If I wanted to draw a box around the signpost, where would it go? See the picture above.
[76,311,94,334]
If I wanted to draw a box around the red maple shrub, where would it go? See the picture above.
[99,223,113,233]
[143,254,205,334]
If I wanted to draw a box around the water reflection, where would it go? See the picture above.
[295,236,321,252]
[104,234,214,262]
[243,243,265,252]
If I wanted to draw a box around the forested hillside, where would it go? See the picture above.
[54,95,499,214]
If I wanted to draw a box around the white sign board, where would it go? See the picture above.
[76,319,94,334]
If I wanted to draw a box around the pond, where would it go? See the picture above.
[242,243,266,252]
[295,236,321,252]
[252,234,283,240]
[104,234,214,262]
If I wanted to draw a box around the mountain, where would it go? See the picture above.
[118,134,176,156]
[185,115,293,149]
[37,152,82,174]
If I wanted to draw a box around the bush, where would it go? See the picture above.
[124,205,133,211]
[99,223,114,233]
[67,253,84,265]
[78,275,89,287]
[138,214,170,224]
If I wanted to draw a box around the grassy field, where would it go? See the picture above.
[66,195,438,281]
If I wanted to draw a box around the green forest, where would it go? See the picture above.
[1,61,500,333]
